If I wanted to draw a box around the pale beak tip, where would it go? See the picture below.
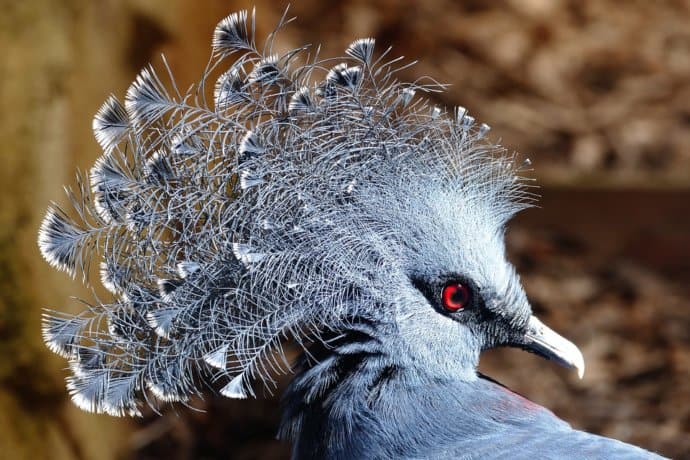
[568,339,585,379]
[575,351,585,379]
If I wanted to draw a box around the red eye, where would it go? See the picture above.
[442,283,470,312]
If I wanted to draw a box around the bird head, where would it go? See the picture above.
[38,10,583,415]
[394,178,584,380]
[271,128,586,383]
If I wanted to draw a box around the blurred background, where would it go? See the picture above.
[1,0,689,458]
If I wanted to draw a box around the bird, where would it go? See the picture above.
[37,9,665,459]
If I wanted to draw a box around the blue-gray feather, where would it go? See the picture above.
[280,325,663,459]
[37,8,665,459]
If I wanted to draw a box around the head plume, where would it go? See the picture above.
[37,8,535,416]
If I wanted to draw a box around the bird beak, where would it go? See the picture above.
[521,316,585,379]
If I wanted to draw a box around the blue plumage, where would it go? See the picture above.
[282,337,662,459]
[38,8,665,459]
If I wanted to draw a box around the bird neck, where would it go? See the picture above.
[278,325,663,460]
[278,319,487,459]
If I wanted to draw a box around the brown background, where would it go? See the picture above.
[1,0,689,458]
